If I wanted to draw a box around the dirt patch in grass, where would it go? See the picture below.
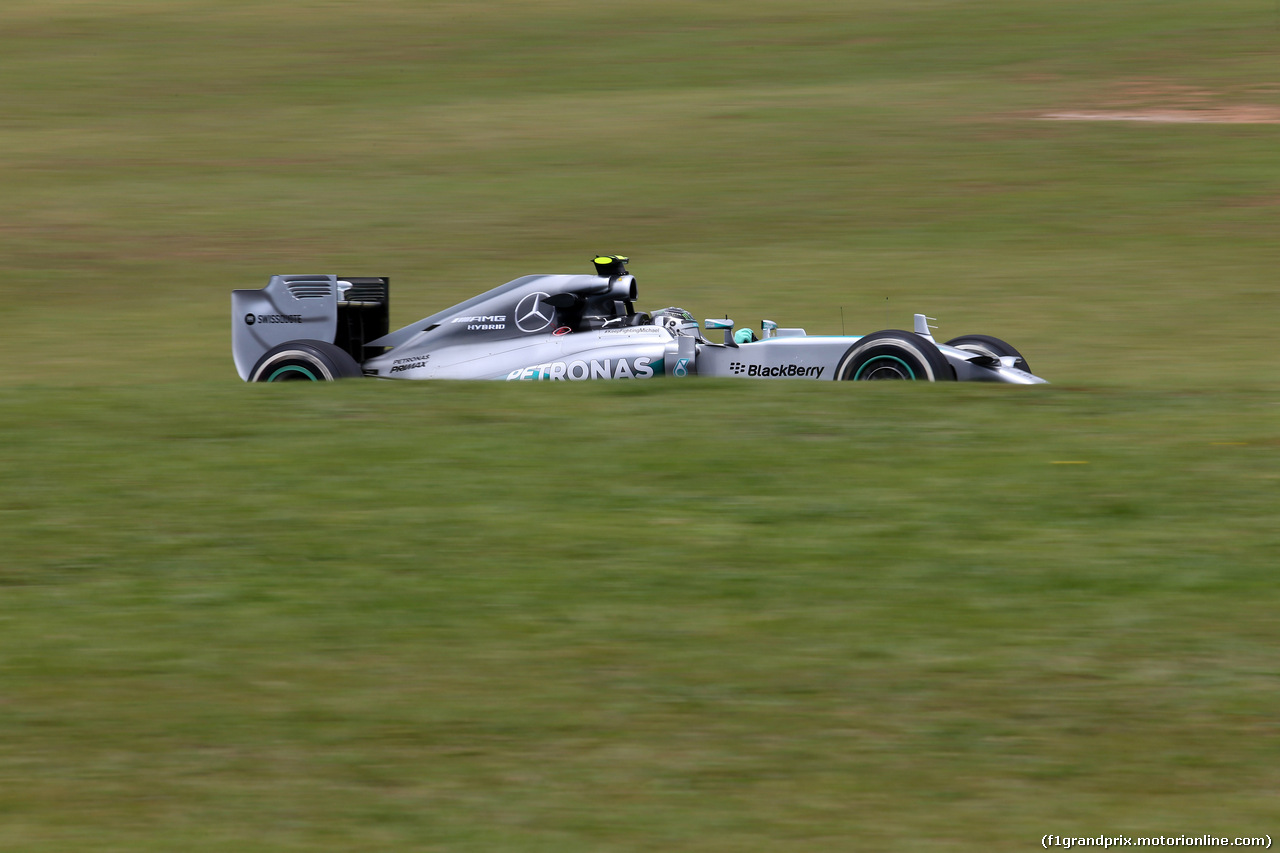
[1040,79,1280,123]
[1041,107,1280,124]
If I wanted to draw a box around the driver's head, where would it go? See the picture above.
[651,307,699,338]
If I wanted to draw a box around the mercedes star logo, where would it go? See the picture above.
[514,291,555,333]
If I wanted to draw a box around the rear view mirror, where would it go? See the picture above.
[704,317,736,347]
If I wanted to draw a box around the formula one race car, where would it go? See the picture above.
[232,256,1047,384]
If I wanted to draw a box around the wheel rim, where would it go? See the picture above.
[853,355,915,380]
[267,365,319,382]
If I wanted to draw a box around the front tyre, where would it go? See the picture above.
[248,340,363,382]
[836,330,955,381]
[943,334,1031,374]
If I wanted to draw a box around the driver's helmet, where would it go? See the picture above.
[651,307,699,338]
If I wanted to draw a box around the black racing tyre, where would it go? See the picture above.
[248,340,364,382]
[836,330,955,382]
[943,334,1031,374]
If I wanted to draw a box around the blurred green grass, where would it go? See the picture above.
[2,382,1278,850]
[1,0,1278,849]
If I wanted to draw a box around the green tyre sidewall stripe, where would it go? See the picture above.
[853,354,916,380]
[267,365,319,382]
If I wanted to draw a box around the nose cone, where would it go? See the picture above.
[994,366,1050,384]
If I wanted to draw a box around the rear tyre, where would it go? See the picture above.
[836,330,954,381]
[249,340,363,382]
[943,334,1030,374]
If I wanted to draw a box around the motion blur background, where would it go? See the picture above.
[1,1,1276,850]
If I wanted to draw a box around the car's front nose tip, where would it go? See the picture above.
[992,366,1050,384]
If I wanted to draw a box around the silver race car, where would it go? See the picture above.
[232,255,1047,384]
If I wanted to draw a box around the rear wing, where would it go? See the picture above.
[231,275,388,380]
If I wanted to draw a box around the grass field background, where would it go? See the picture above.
[1,1,1277,849]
